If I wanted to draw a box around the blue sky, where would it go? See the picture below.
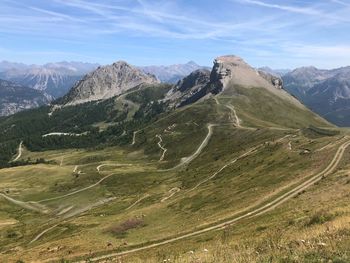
[1,0,350,69]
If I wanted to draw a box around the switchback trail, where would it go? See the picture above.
[156,135,167,161]
[70,138,350,263]
[225,104,241,128]
[13,141,23,162]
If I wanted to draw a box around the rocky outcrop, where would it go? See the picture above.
[258,70,284,89]
[60,61,159,105]
[165,55,295,108]
[0,79,49,116]
[165,69,211,107]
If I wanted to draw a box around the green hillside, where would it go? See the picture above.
[0,78,349,263]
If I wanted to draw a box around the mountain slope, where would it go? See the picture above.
[140,61,210,83]
[0,79,49,116]
[0,55,346,263]
[283,66,350,126]
[60,61,159,105]
[164,55,329,129]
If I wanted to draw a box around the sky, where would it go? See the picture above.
[0,0,350,69]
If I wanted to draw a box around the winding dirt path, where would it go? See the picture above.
[225,104,241,128]
[13,141,23,162]
[96,163,132,173]
[163,124,216,171]
[69,138,350,263]
[37,173,115,203]
[156,135,167,161]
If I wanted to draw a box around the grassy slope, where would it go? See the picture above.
[0,85,348,262]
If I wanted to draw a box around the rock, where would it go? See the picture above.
[165,69,211,107]
[258,70,284,89]
[61,61,159,105]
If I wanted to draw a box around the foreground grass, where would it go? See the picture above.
[0,95,348,263]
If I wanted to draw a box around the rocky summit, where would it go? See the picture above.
[166,55,295,108]
[60,61,160,105]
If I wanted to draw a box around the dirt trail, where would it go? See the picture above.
[68,138,350,263]
[131,130,140,145]
[126,194,150,210]
[163,124,215,171]
[188,146,261,192]
[37,173,115,203]
[30,224,59,244]
[225,104,241,128]
[30,198,116,244]
[0,193,49,214]
[161,188,180,202]
[156,135,167,161]
[96,163,132,173]
[13,141,23,162]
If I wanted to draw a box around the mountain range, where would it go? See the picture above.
[2,58,350,128]
[0,61,99,100]
[139,61,210,83]
[1,55,349,263]
[0,79,49,116]
[282,66,350,126]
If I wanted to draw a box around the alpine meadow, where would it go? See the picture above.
[1,1,350,263]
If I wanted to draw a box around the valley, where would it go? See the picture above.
[0,56,349,263]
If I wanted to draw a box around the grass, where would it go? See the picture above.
[0,86,349,262]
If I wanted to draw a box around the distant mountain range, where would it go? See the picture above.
[2,59,350,127]
[282,66,350,126]
[0,61,99,99]
[258,67,291,77]
[139,61,210,83]
[0,79,49,116]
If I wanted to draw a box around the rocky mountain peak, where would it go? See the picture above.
[210,55,273,92]
[61,61,159,105]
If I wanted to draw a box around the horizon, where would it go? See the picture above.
[1,0,350,69]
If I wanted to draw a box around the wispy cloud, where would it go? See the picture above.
[237,0,350,24]
[331,0,350,7]
[237,0,322,15]
[0,0,349,68]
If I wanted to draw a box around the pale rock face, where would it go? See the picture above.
[165,55,304,109]
[257,70,284,89]
[62,61,159,105]
[211,55,277,91]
